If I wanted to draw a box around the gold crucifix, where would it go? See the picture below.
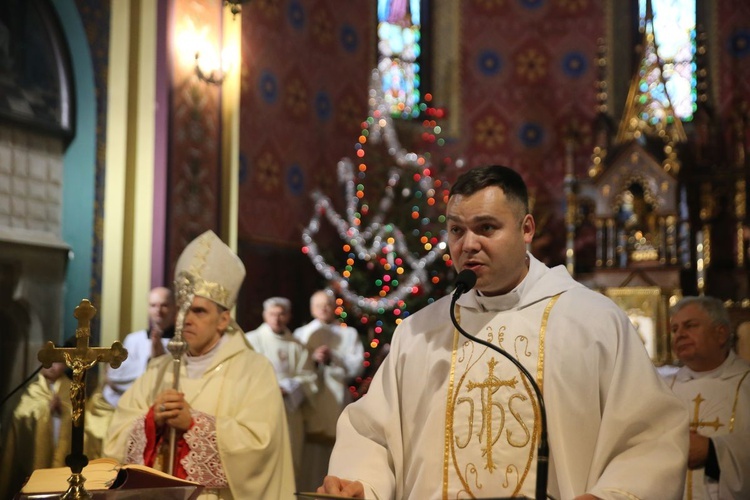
[467,357,518,472]
[689,394,724,432]
[37,299,128,499]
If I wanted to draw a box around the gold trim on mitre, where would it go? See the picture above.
[176,270,231,309]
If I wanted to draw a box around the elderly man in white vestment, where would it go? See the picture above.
[318,165,689,500]
[668,296,750,500]
[104,230,295,499]
[293,289,364,491]
[245,296,316,488]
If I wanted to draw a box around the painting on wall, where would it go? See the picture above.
[0,0,73,137]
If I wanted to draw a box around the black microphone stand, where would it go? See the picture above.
[450,289,549,500]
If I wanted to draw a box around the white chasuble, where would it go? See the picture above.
[444,297,557,499]
[670,352,750,500]
[328,254,689,500]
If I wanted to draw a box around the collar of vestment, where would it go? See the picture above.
[455,253,580,312]
[260,323,293,340]
[257,323,294,340]
[183,330,247,378]
[676,350,750,382]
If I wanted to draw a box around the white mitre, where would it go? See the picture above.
[174,230,246,330]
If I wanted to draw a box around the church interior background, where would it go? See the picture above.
[1,0,750,407]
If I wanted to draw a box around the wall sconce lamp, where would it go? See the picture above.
[181,2,245,85]
[194,41,239,85]
[195,51,227,85]
[225,0,251,18]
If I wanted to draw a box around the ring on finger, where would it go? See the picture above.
[159,404,166,412]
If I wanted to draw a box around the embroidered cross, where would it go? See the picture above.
[467,357,518,472]
[689,393,724,432]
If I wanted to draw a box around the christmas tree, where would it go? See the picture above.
[301,70,458,397]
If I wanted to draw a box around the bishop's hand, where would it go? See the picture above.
[154,388,192,431]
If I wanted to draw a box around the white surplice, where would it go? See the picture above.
[103,329,172,407]
[293,318,365,435]
[104,330,296,499]
[669,351,750,500]
[293,317,365,492]
[329,254,689,500]
[245,323,316,482]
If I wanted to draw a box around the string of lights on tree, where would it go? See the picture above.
[301,69,460,396]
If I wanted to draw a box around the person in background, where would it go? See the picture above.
[317,165,688,499]
[246,296,316,490]
[105,230,295,499]
[85,286,176,459]
[293,290,364,493]
[668,296,750,499]
[0,360,71,498]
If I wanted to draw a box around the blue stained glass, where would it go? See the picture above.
[478,50,503,76]
[288,1,305,30]
[639,0,696,120]
[377,0,424,118]
[259,71,278,103]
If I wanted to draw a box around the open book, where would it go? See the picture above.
[21,458,202,497]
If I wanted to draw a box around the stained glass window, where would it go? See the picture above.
[377,0,425,119]
[638,0,696,121]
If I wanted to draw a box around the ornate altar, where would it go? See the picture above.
[565,2,750,365]
[565,6,750,364]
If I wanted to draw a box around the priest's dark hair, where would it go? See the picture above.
[449,165,530,217]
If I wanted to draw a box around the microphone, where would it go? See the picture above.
[453,269,477,299]
[450,270,549,500]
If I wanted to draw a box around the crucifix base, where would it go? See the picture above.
[60,472,92,500]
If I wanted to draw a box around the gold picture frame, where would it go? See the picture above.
[604,286,673,366]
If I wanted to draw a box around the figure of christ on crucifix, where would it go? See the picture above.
[37,299,128,499]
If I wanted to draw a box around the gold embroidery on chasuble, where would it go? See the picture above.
[671,369,750,500]
[443,295,560,499]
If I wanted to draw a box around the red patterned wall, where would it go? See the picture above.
[717,0,750,148]
[457,0,605,265]
[166,0,224,276]
[238,1,372,246]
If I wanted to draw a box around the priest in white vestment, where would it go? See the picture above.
[0,362,72,499]
[318,165,688,499]
[104,230,295,499]
[245,296,316,488]
[293,289,365,491]
[668,296,750,500]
